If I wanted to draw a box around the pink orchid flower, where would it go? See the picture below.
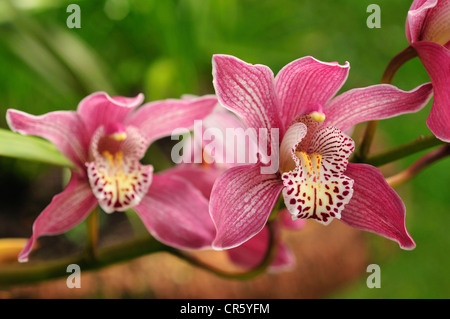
[167,106,304,271]
[406,0,450,141]
[209,54,434,251]
[6,92,218,262]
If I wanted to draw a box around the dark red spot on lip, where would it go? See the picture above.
[290,198,296,205]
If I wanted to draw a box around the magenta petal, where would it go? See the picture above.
[77,91,144,137]
[324,83,433,132]
[406,0,439,43]
[226,225,295,272]
[275,56,349,128]
[133,173,216,250]
[212,54,284,146]
[125,95,217,146]
[18,175,98,262]
[413,41,450,142]
[210,163,284,249]
[340,163,416,250]
[6,109,88,169]
[161,164,222,199]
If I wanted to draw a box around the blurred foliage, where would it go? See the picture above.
[0,0,448,298]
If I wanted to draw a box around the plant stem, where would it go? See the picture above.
[386,144,450,187]
[85,208,99,262]
[0,218,280,286]
[356,45,418,162]
[0,235,166,287]
[362,134,445,167]
[166,220,279,280]
[380,46,417,85]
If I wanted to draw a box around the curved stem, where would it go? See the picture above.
[386,144,450,187]
[380,46,417,85]
[0,219,279,286]
[0,235,166,288]
[166,220,279,280]
[356,45,418,162]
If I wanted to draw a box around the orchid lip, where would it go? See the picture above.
[87,125,153,213]
[281,124,355,225]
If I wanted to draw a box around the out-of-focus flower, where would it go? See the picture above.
[406,0,450,141]
[209,54,434,251]
[7,92,217,262]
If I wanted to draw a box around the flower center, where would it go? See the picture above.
[87,124,153,213]
[281,122,355,225]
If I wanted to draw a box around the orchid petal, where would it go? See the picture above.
[133,173,215,250]
[406,0,440,43]
[202,106,260,167]
[161,164,221,199]
[125,95,217,146]
[212,54,283,152]
[275,57,349,128]
[210,163,284,250]
[279,122,307,173]
[6,109,88,169]
[324,83,433,132]
[420,0,450,47]
[18,175,98,262]
[77,91,144,137]
[341,163,416,250]
[413,41,450,142]
[226,225,295,272]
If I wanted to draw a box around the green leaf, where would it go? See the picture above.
[0,128,74,167]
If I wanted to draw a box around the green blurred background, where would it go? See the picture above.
[0,0,448,298]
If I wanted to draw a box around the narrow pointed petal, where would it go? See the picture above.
[125,95,217,146]
[212,54,283,150]
[324,83,433,132]
[210,163,284,250]
[340,163,416,250]
[413,41,450,142]
[18,175,98,262]
[275,57,349,128]
[77,91,144,137]
[226,225,295,272]
[133,173,216,250]
[6,109,88,168]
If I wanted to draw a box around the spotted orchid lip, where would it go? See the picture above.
[281,124,355,225]
[87,125,153,213]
